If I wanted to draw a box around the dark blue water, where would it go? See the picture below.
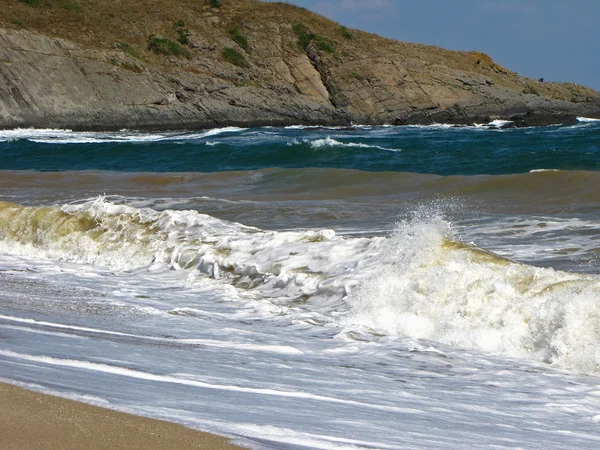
[1,122,598,174]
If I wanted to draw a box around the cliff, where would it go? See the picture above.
[1,0,599,130]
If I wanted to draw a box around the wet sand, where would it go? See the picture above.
[0,383,244,449]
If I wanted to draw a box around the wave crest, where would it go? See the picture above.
[345,209,600,373]
[2,199,600,374]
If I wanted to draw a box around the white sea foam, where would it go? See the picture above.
[309,137,363,149]
[0,127,245,144]
[0,315,303,355]
[0,128,74,142]
[0,197,380,307]
[221,424,398,450]
[284,125,348,130]
[407,123,455,129]
[284,125,319,130]
[0,349,419,412]
[193,126,247,138]
[308,137,402,152]
[1,199,600,374]
[345,211,600,373]
[0,128,172,144]
[4,201,600,449]
[488,119,513,128]
[473,120,510,129]
[577,117,600,122]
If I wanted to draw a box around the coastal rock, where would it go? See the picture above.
[0,0,599,130]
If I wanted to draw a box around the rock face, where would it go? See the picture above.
[0,27,345,130]
[0,0,599,130]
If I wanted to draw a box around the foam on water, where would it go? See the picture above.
[345,210,600,373]
[0,128,171,143]
[186,126,247,139]
[0,120,596,147]
[303,136,402,152]
[0,127,246,144]
[0,197,379,308]
[2,122,600,448]
[488,119,514,128]
[1,198,600,374]
[283,125,351,130]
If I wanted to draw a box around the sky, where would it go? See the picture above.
[264,0,600,91]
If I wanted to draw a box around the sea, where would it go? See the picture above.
[1,118,600,449]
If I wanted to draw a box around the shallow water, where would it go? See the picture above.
[1,120,600,449]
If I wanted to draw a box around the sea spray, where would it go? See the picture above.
[0,198,377,307]
[344,209,600,373]
[3,122,600,449]
[3,197,600,373]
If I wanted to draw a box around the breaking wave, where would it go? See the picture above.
[345,210,600,373]
[1,122,598,174]
[0,127,246,144]
[287,136,402,152]
[1,198,600,374]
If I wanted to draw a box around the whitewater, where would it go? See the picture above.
[1,120,600,449]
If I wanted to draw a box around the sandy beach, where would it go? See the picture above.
[0,383,244,449]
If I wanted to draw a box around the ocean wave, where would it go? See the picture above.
[407,121,511,130]
[0,128,171,144]
[283,125,361,130]
[186,126,247,139]
[1,198,600,374]
[471,119,514,130]
[0,197,379,306]
[344,209,600,374]
[287,121,512,132]
[0,127,246,144]
[406,123,455,129]
[290,136,402,152]
[488,119,513,128]
[577,117,600,123]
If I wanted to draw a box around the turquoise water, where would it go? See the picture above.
[1,121,599,174]
[1,120,600,449]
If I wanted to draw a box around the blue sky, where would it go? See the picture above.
[264,0,600,91]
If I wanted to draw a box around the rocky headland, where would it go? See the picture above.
[1,0,599,130]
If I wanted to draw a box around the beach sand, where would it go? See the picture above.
[0,382,244,449]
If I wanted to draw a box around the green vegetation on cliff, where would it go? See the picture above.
[222,47,248,67]
[228,27,249,52]
[0,0,528,87]
[147,36,191,59]
[293,23,335,53]
[1,0,599,130]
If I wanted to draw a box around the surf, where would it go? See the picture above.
[2,198,600,374]
[2,122,599,174]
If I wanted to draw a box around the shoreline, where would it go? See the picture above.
[0,113,596,133]
[2,2,600,138]
[0,382,246,450]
